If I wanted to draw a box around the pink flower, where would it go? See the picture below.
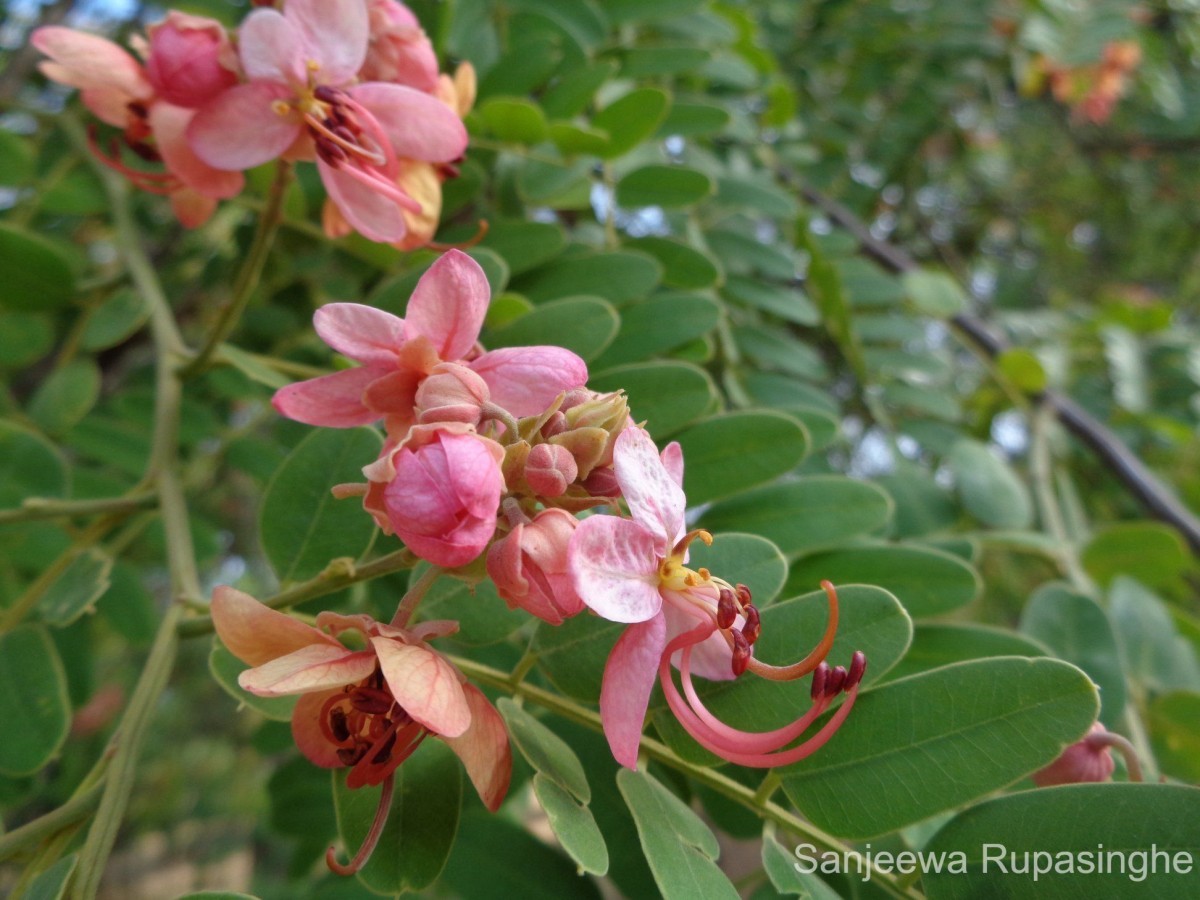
[1032,723,1117,787]
[186,0,467,242]
[360,0,440,92]
[211,586,510,807]
[145,12,239,107]
[487,507,584,625]
[272,250,588,439]
[568,426,863,769]
[358,423,506,568]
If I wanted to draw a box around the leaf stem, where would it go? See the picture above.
[391,565,442,627]
[0,781,103,862]
[0,492,157,524]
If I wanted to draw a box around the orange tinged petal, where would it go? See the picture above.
[371,637,471,738]
[211,585,342,666]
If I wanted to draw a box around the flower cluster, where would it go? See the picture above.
[34,0,471,245]
[1023,40,1142,125]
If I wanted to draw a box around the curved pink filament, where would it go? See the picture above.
[745,580,839,682]
[326,772,395,875]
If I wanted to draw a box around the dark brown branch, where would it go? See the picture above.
[797,182,1200,555]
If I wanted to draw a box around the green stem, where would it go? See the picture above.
[391,565,443,627]
[448,657,923,900]
[0,781,103,862]
[179,160,294,379]
[0,492,157,525]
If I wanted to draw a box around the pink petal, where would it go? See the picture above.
[441,684,512,811]
[32,27,152,98]
[271,366,384,427]
[169,189,217,228]
[239,644,377,696]
[600,613,666,769]
[568,515,663,623]
[663,598,735,682]
[469,346,589,418]
[372,637,472,738]
[405,250,489,360]
[148,102,244,198]
[285,0,368,85]
[348,82,469,163]
[211,585,340,666]
[613,426,686,549]
[237,8,305,84]
[660,441,684,488]
[291,689,345,767]
[314,303,407,365]
[317,158,409,243]
[188,81,300,170]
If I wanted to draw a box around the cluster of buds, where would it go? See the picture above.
[1024,40,1143,125]
[33,0,472,245]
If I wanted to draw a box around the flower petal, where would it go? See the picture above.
[663,597,736,682]
[291,689,346,768]
[372,637,472,738]
[469,346,589,418]
[348,82,468,163]
[613,425,686,549]
[568,515,663,623]
[405,249,489,360]
[313,303,406,365]
[600,613,666,769]
[317,158,409,243]
[32,27,152,98]
[285,0,368,85]
[211,585,340,666]
[660,441,684,488]
[188,81,300,170]
[148,102,244,198]
[441,684,512,811]
[239,644,377,696]
[271,366,384,427]
[237,7,304,84]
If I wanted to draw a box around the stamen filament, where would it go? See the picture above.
[745,580,840,681]
[326,773,395,875]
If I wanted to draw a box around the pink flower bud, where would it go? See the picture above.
[487,509,583,624]
[380,427,504,567]
[416,362,490,426]
[581,465,621,497]
[525,443,578,497]
[145,12,238,108]
[1032,723,1116,787]
[360,0,440,92]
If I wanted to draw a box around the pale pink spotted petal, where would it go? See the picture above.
[372,637,471,738]
[442,685,512,811]
[313,303,406,365]
[469,346,589,417]
[348,82,469,163]
[600,613,666,769]
[188,81,299,170]
[317,158,410,244]
[239,644,377,696]
[237,7,305,84]
[404,250,489,360]
[211,585,340,666]
[285,0,369,84]
[660,441,684,488]
[291,689,345,768]
[613,426,686,550]
[271,366,383,427]
[568,515,663,623]
[148,103,244,198]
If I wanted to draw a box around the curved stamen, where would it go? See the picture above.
[326,772,395,875]
[745,580,840,682]
[304,111,387,167]
[428,219,491,252]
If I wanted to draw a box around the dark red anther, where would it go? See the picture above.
[735,583,752,608]
[329,707,351,742]
[316,138,347,166]
[716,588,737,629]
[125,138,161,163]
[741,605,761,644]
[127,101,149,119]
[313,85,341,104]
[331,124,358,144]
[825,666,847,696]
[810,662,829,700]
[337,746,367,766]
[846,651,867,688]
[350,687,394,715]
[731,630,751,677]
[370,730,398,765]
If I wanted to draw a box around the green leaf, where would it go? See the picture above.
[498,698,591,802]
[876,467,959,538]
[481,220,567,276]
[209,643,297,722]
[923,785,1200,899]
[541,60,620,118]
[708,229,796,279]
[28,359,102,436]
[656,101,731,136]
[548,122,611,156]
[516,158,593,207]
[478,97,550,143]
[588,361,718,438]
[332,741,462,894]
[902,269,967,317]
[416,568,528,646]
[0,129,35,186]
[25,854,78,900]
[997,348,1048,394]
[742,372,838,415]
[703,476,893,558]
[675,411,809,505]
[947,439,1033,529]
[1109,576,1200,692]
[617,769,739,900]
[734,324,828,381]
[883,624,1050,684]
[785,544,981,618]
[1149,691,1200,781]
[217,344,291,390]
[591,292,720,369]
[620,46,710,77]
[0,311,54,368]
[80,289,149,351]
[625,237,721,290]
[268,755,336,841]
[38,547,112,627]
[780,658,1100,839]
[259,427,381,583]
[533,613,624,703]
[514,251,661,304]
[686,533,788,606]
[836,258,906,307]
[592,88,671,158]
[1019,582,1127,722]
[721,276,819,326]
[0,624,70,776]
[652,585,912,765]
[1081,521,1190,589]
[714,176,798,218]
[534,776,610,876]
[762,834,841,899]
[484,295,618,362]
[616,165,714,208]
[0,420,69,508]
[0,223,77,311]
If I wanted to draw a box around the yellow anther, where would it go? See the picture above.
[271,100,292,117]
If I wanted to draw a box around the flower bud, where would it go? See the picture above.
[581,465,621,498]
[1031,723,1116,787]
[145,12,238,107]
[360,0,440,91]
[525,443,578,497]
[416,362,490,426]
[487,509,583,624]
